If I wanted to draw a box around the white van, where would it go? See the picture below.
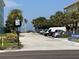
[44,27,66,36]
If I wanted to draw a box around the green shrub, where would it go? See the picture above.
[6,33,18,43]
[6,33,17,40]
[0,33,18,42]
[0,33,22,50]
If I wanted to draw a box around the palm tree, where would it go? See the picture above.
[6,9,23,32]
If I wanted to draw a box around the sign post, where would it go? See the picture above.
[14,19,21,48]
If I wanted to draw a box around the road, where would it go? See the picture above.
[20,33,79,50]
[0,50,79,59]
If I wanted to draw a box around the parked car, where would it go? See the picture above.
[39,29,48,35]
[44,27,66,36]
[52,30,65,38]
[40,30,45,34]
[44,29,54,36]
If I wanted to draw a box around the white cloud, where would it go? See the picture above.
[4,0,21,8]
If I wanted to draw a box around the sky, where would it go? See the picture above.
[4,0,75,31]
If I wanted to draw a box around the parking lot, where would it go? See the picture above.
[20,33,79,50]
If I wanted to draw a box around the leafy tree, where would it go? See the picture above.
[69,10,79,32]
[32,17,48,32]
[50,11,64,27]
[32,10,79,33]
[60,10,79,32]
[5,9,23,32]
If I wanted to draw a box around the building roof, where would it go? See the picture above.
[0,0,5,7]
[64,0,79,9]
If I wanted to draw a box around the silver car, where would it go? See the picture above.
[53,30,65,38]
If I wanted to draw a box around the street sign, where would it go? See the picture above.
[14,19,21,27]
[15,19,20,26]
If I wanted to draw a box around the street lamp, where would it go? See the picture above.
[14,18,22,48]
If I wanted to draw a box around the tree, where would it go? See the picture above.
[5,9,23,32]
[49,11,64,27]
[32,17,48,32]
[61,13,71,25]
[69,10,79,32]
[61,10,79,32]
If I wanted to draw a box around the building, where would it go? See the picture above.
[0,0,5,33]
[64,1,79,13]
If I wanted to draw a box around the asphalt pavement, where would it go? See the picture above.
[0,50,79,59]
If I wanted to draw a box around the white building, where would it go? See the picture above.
[64,1,79,13]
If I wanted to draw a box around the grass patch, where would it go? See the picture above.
[0,33,23,50]
[0,41,18,50]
